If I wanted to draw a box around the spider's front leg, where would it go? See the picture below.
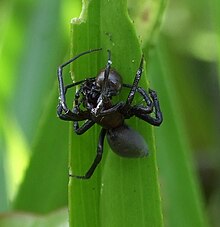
[57,96,90,121]
[126,55,144,105]
[132,89,163,126]
[57,48,101,121]
[72,106,95,135]
[71,85,95,134]
[57,103,87,121]
[57,72,86,121]
[57,76,94,121]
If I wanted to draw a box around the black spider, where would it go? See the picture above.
[57,48,163,179]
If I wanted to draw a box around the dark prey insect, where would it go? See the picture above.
[57,48,163,179]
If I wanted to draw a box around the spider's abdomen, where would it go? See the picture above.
[106,125,148,158]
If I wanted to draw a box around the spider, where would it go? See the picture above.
[57,48,163,179]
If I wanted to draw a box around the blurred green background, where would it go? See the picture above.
[0,0,219,226]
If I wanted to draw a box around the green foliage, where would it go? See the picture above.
[0,209,68,227]
[149,40,209,226]
[69,0,164,226]
[0,0,219,226]
[0,0,74,220]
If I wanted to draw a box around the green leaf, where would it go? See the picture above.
[8,0,69,213]
[0,209,68,227]
[148,37,210,227]
[212,0,220,83]
[13,85,69,213]
[67,0,165,226]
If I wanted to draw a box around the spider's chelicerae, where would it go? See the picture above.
[57,48,163,179]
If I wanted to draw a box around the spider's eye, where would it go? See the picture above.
[96,69,122,95]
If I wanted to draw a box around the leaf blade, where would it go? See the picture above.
[69,0,164,226]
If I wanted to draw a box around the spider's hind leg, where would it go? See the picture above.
[69,128,107,179]
[73,120,95,135]
[133,89,163,126]
[123,84,153,115]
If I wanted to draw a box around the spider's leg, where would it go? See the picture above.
[74,84,84,106]
[57,81,94,121]
[92,50,112,115]
[71,84,96,133]
[74,120,95,135]
[57,81,89,121]
[57,48,101,113]
[57,102,89,121]
[123,84,153,113]
[64,80,85,94]
[132,89,163,126]
[92,101,125,117]
[126,55,144,105]
[69,128,107,179]
[102,50,112,96]
[57,79,87,121]
[58,74,95,121]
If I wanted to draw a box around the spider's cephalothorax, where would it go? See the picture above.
[80,69,123,114]
[57,48,163,179]
[96,69,123,96]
